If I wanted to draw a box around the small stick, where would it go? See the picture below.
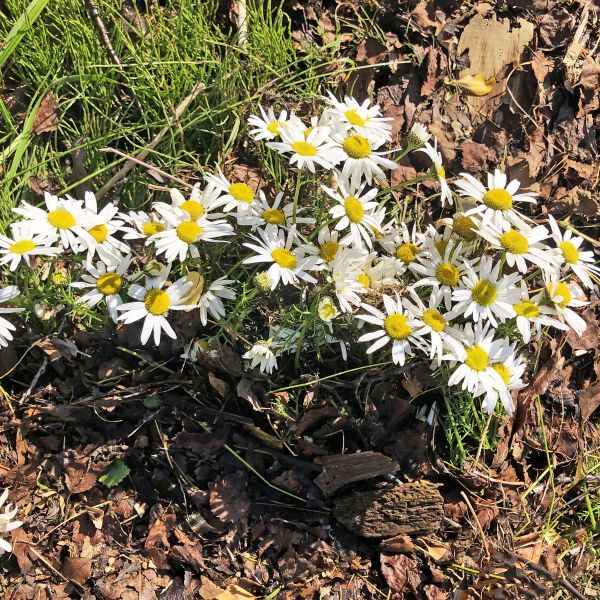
[29,547,84,590]
[237,0,248,50]
[96,82,205,200]
[460,490,491,558]
[100,148,192,189]
[85,0,121,67]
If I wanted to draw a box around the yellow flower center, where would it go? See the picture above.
[271,247,297,269]
[396,243,419,264]
[319,300,337,320]
[319,241,340,262]
[48,208,76,229]
[144,288,171,316]
[513,300,540,319]
[96,272,123,296]
[465,345,489,371]
[261,208,286,225]
[267,120,282,135]
[499,229,528,254]
[229,182,254,204]
[492,363,511,385]
[422,308,446,332]
[88,224,108,243]
[142,221,165,236]
[344,196,364,223]
[344,108,368,127]
[471,279,497,306]
[437,165,446,179]
[9,239,36,254]
[342,134,371,159]
[560,241,579,265]
[291,140,317,156]
[549,282,571,308]
[180,200,205,220]
[356,273,371,288]
[452,215,477,240]
[482,188,513,211]
[383,313,412,340]
[435,262,460,286]
[176,221,202,244]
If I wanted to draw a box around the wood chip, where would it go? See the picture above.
[314,451,398,496]
[333,480,444,537]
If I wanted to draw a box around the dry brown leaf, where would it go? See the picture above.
[216,584,256,600]
[33,92,60,134]
[380,553,421,594]
[209,472,250,524]
[580,383,600,422]
[453,74,496,96]
[208,371,229,398]
[62,557,92,585]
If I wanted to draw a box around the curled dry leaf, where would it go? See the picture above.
[451,74,496,96]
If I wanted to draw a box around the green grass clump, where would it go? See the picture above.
[0,0,340,224]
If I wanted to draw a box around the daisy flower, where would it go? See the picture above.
[318,296,340,324]
[243,340,277,374]
[324,177,383,249]
[119,210,168,240]
[547,216,600,288]
[154,183,226,222]
[12,192,98,251]
[0,286,24,348]
[149,207,234,263]
[328,247,366,312]
[407,122,431,148]
[411,238,465,310]
[482,343,527,415]
[417,139,453,206]
[237,191,314,229]
[0,222,59,271]
[117,267,194,345]
[356,253,398,292]
[0,488,23,555]
[323,92,392,142]
[78,191,129,265]
[442,321,510,402]
[356,294,426,366]
[205,167,259,215]
[545,277,588,336]
[197,277,236,326]
[379,222,426,274]
[451,256,520,327]
[330,131,397,188]
[455,169,537,229]
[267,123,337,173]
[512,283,567,343]
[72,256,132,322]
[402,287,461,365]
[243,225,321,290]
[248,106,289,140]
[300,226,347,266]
[476,221,557,274]
[437,212,479,242]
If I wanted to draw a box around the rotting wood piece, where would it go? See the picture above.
[333,480,444,538]
[314,451,398,496]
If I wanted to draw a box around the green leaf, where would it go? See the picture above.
[98,459,130,487]
[143,395,162,409]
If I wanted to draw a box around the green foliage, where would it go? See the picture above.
[99,458,130,487]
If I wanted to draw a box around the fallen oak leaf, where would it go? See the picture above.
[32,92,60,134]
[448,74,496,96]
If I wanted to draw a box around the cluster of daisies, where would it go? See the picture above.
[0,92,597,416]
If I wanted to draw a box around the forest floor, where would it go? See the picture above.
[0,0,599,598]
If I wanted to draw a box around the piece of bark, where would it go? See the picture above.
[333,481,443,538]
[314,451,398,496]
